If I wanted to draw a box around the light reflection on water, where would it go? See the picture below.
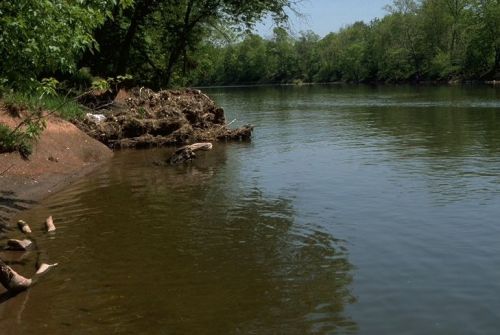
[1,85,500,334]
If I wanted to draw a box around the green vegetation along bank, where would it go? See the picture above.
[190,0,500,86]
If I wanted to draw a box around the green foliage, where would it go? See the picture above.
[37,78,60,99]
[0,0,129,88]
[82,0,294,88]
[0,112,45,159]
[0,124,31,158]
[3,92,85,120]
[1,0,499,91]
[183,0,500,86]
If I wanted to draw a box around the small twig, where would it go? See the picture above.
[0,164,14,176]
[93,101,114,111]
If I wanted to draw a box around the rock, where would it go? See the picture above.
[6,239,32,251]
[17,220,32,234]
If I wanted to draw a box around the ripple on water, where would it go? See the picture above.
[4,85,500,334]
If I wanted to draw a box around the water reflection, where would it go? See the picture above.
[341,105,500,203]
[211,85,500,204]
[2,147,356,334]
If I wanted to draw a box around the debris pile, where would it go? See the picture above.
[76,88,253,149]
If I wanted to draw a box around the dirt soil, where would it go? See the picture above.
[75,88,253,148]
[0,107,113,232]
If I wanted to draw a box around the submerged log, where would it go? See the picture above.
[45,216,56,232]
[0,260,32,292]
[167,142,213,164]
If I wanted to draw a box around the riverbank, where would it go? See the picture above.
[0,106,113,232]
[1,87,253,229]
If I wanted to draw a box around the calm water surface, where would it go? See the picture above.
[1,85,500,334]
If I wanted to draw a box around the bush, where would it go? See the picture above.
[0,123,33,159]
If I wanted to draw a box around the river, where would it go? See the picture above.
[1,85,500,334]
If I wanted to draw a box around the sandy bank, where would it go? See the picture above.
[0,107,113,231]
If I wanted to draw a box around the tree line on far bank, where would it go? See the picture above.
[189,0,500,86]
[0,0,499,93]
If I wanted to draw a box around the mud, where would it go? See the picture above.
[0,108,113,236]
[76,88,253,149]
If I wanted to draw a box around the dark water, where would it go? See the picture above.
[2,85,500,334]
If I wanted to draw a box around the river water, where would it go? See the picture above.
[1,85,500,334]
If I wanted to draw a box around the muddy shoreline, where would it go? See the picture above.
[1,110,114,235]
[1,88,253,232]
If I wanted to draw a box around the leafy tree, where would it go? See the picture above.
[0,0,130,88]
[267,27,298,82]
[85,0,295,88]
[469,0,500,78]
[295,31,321,82]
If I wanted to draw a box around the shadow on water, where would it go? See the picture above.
[0,145,357,334]
[216,190,357,334]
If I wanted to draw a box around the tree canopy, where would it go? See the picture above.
[187,0,500,86]
[0,0,296,90]
[1,0,499,91]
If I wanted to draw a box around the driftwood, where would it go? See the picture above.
[0,260,58,293]
[167,142,213,164]
[0,260,32,292]
[45,216,56,232]
[36,263,58,275]
[0,217,58,295]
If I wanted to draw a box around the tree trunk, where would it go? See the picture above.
[494,46,500,77]
[164,0,195,87]
[116,0,157,75]
[165,48,181,88]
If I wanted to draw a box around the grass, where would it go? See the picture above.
[0,90,86,158]
[0,123,32,158]
[2,91,86,120]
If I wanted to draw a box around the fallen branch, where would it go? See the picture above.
[0,259,58,294]
[0,164,15,176]
[0,260,32,293]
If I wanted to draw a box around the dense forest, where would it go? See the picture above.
[192,0,500,85]
[0,0,293,91]
[1,0,499,92]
